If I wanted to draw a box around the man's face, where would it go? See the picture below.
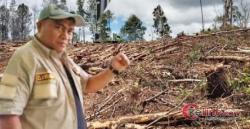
[38,18,75,53]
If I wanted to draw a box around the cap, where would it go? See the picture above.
[38,4,85,26]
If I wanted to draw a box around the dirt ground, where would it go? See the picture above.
[0,29,250,128]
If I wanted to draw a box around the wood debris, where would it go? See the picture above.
[0,29,250,128]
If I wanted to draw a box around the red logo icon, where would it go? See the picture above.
[182,103,199,120]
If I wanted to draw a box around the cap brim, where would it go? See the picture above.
[49,13,85,26]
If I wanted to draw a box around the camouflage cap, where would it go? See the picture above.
[38,4,85,26]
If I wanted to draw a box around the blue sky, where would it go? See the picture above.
[110,16,125,34]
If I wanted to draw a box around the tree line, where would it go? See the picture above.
[0,0,249,43]
[0,0,171,43]
[0,0,32,41]
[208,0,249,32]
[0,0,68,42]
[84,0,170,42]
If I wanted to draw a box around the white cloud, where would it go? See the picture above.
[107,0,224,39]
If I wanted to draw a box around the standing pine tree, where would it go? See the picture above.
[98,10,113,42]
[120,14,146,42]
[152,5,171,37]
[16,3,32,40]
[9,0,19,41]
[77,0,85,17]
[77,0,85,42]
[86,0,98,41]
[0,5,10,41]
[106,10,112,33]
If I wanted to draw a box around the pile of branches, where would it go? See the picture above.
[68,29,250,128]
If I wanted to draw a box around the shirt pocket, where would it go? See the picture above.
[27,74,59,108]
[33,79,57,99]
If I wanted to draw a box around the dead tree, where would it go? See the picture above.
[240,0,250,28]
[222,0,233,28]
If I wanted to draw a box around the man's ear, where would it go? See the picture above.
[36,21,42,32]
[36,20,43,32]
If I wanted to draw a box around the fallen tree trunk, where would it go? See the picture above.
[87,108,245,128]
[124,123,147,129]
[168,79,202,83]
[237,48,250,53]
[201,56,250,62]
[194,28,250,38]
[87,111,182,129]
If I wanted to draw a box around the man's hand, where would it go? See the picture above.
[0,115,22,129]
[85,53,130,93]
[111,53,130,71]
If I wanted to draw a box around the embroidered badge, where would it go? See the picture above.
[36,73,55,81]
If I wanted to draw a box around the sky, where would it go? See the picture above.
[2,0,246,41]
[106,0,224,40]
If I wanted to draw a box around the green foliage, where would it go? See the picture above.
[200,27,218,34]
[113,33,124,43]
[187,49,201,65]
[230,73,250,94]
[120,14,146,42]
[97,10,113,42]
[152,5,171,37]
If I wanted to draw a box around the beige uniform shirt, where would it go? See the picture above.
[0,37,90,129]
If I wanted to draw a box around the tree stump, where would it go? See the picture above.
[205,65,232,99]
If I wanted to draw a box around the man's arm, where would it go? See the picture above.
[85,68,114,93]
[0,115,22,129]
[85,53,130,93]
[0,50,35,129]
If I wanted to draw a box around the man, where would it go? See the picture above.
[0,4,130,129]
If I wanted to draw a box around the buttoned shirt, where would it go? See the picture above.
[0,36,90,129]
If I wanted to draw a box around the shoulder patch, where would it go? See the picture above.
[0,84,16,99]
[1,73,19,86]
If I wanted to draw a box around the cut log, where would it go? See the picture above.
[87,108,244,128]
[205,65,232,99]
[237,48,250,53]
[125,123,147,129]
[194,28,250,38]
[223,50,250,54]
[202,56,250,62]
[168,79,202,83]
[87,111,182,129]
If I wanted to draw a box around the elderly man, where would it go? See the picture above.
[0,4,130,129]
